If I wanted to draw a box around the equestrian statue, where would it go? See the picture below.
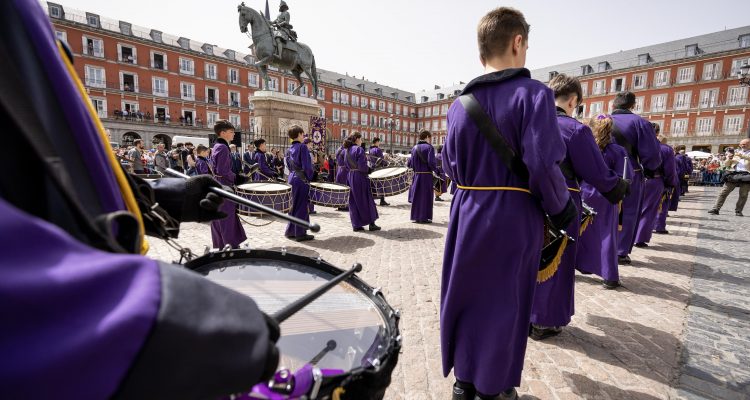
[238,1,319,98]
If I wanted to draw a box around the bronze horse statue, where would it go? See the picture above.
[238,4,319,98]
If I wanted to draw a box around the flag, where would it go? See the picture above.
[309,117,327,153]
[264,0,271,19]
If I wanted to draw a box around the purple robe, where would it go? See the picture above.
[436,152,448,193]
[346,146,379,228]
[368,146,387,169]
[635,144,678,243]
[284,141,314,237]
[577,144,633,282]
[210,139,247,248]
[335,146,349,185]
[195,156,211,175]
[441,69,572,394]
[408,141,438,221]
[610,110,661,257]
[530,112,621,327]
[252,150,277,181]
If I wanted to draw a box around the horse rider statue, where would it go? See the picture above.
[271,1,298,59]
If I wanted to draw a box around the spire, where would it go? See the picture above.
[264,0,271,19]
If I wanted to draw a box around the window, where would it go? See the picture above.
[300,84,308,97]
[671,119,688,137]
[611,77,625,93]
[674,91,691,110]
[379,101,385,112]
[425,107,432,117]
[90,97,107,119]
[699,88,718,108]
[360,97,368,108]
[179,58,194,75]
[441,104,449,115]
[607,100,614,113]
[638,53,650,66]
[724,115,744,134]
[441,119,447,130]
[152,77,168,97]
[205,63,217,80]
[597,62,610,73]
[181,82,195,100]
[703,62,722,80]
[228,68,239,84]
[82,36,103,57]
[634,97,644,114]
[267,77,278,91]
[632,74,646,89]
[248,73,259,87]
[332,91,340,103]
[581,65,593,75]
[118,44,136,64]
[207,112,219,127]
[341,110,348,123]
[418,108,424,118]
[341,93,349,105]
[229,114,241,129]
[361,113,367,126]
[287,81,297,94]
[740,34,750,49]
[352,95,359,107]
[651,120,664,133]
[122,101,139,114]
[206,87,218,104]
[677,66,694,83]
[370,99,376,110]
[432,105,440,116]
[589,102,603,117]
[685,44,699,57]
[120,72,138,92]
[370,115,376,127]
[351,111,359,125]
[229,91,240,107]
[387,102,393,113]
[151,52,166,70]
[592,80,606,95]
[84,65,105,88]
[651,94,667,112]
[581,82,588,97]
[654,70,670,87]
[55,30,67,43]
[317,87,325,100]
[696,117,714,136]
[731,57,750,77]
[86,14,99,27]
[49,4,62,18]
[410,122,416,132]
[332,109,340,122]
[728,86,748,106]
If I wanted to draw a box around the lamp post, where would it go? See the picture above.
[739,65,750,138]
[388,114,395,154]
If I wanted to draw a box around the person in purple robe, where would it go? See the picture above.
[345,132,381,232]
[654,145,680,234]
[435,145,448,201]
[610,91,662,265]
[304,138,318,215]
[634,126,678,247]
[677,148,693,195]
[0,2,279,396]
[408,130,440,223]
[334,144,350,211]
[440,8,578,400]
[530,75,630,340]
[577,117,634,288]
[252,138,278,181]
[210,120,248,249]
[368,137,390,206]
[194,144,212,175]
[284,125,315,241]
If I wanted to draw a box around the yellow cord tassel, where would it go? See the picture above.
[657,192,667,214]
[333,387,346,400]
[537,235,568,283]
[579,215,593,236]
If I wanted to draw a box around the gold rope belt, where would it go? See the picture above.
[456,185,531,194]
[568,187,581,192]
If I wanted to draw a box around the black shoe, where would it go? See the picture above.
[529,324,562,341]
[617,255,631,265]
[654,230,669,234]
[380,200,390,206]
[309,210,318,215]
[368,223,381,231]
[337,207,349,212]
[602,279,620,289]
[707,209,719,215]
[452,381,476,400]
[736,211,744,217]
[294,234,314,242]
[474,388,518,400]
[435,197,444,201]
[353,226,365,232]
[634,242,648,248]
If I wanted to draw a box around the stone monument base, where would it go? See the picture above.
[250,91,320,147]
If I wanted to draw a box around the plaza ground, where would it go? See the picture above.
[148,186,750,400]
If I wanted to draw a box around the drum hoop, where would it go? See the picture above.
[185,249,401,370]
[310,182,350,191]
[237,182,293,195]
[369,167,408,179]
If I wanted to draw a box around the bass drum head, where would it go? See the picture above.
[369,167,408,179]
[187,250,398,373]
[237,182,291,193]
[310,182,349,191]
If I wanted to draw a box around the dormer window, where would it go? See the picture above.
[638,53,650,66]
[177,37,191,50]
[48,3,63,19]
[119,21,132,36]
[337,78,346,87]
[357,83,365,92]
[597,61,610,73]
[685,44,700,57]
[581,65,593,76]
[421,96,429,102]
[150,30,162,43]
[548,71,559,81]
[437,93,445,100]
[224,49,236,61]
[202,44,214,55]
[86,13,100,28]
[740,34,750,49]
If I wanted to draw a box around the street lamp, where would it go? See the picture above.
[388,114,395,154]
[739,65,750,87]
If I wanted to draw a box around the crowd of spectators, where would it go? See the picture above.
[693,148,745,185]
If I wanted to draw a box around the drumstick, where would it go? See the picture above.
[164,168,320,233]
[623,156,628,180]
[309,340,337,366]
[273,263,363,324]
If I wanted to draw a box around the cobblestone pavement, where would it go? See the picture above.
[147,186,749,400]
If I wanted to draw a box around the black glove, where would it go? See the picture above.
[235,173,250,186]
[548,197,578,231]
[259,313,281,382]
[150,176,227,223]
[264,313,280,342]
[602,178,630,204]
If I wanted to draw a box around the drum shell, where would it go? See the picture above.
[236,183,292,216]
[369,167,412,197]
[309,182,350,208]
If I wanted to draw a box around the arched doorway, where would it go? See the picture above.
[122,131,141,147]
[152,134,172,149]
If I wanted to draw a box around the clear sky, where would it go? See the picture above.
[46,0,750,93]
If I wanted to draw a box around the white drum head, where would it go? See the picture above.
[237,182,291,192]
[369,167,408,179]
[310,182,349,190]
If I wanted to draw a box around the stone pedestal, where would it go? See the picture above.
[249,91,320,146]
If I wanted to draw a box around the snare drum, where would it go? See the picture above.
[187,250,401,399]
[369,167,412,197]
[236,182,292,216]
[309,182,350,208]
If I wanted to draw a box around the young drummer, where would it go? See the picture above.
[284,125,314,242]
[577,116,634,288]
[435,145,448,201]
[344,132,381,232]
[529,75,629,340]
[369,137,390,206]
[210,121,248,249]
[441,8,577,400]
[334,143,350,212]
[252,138,278,181]
[408,130,440,223]
[194,145,212,175]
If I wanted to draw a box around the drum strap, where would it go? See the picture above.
[285,150,309,183]
[345,148,363,172]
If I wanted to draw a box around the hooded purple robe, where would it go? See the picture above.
[210,138,247,248]
[253,150,277,181]
[635,143,678,243]
[577,144,633,282]
[441,69,574,394]
[195,156,211,175]
[408,141,439,222]
[284,141,314,237]
[530,111,622,327]
[335,145,349,185]
[436,152,448,193]
[656,150,680,231]
[368,145,387,169]
[610,110,661,257]
[346,145,379,228]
